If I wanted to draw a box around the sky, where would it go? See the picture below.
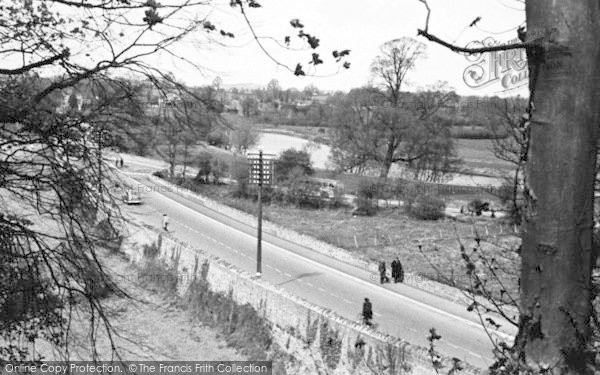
[163,0,528,96]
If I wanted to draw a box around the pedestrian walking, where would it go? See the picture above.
[362,298,373,326]
[391,258,399,283]
[162,213,169,231]
[395,257,404,283]
[119,157,124,168]
[378,260,388,284]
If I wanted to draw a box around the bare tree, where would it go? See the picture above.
[330,82,459,179]
[0,0,268,361]
[370,38,426,177]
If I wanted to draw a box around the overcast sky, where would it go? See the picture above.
[165,0,527,96]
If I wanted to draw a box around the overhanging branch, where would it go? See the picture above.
[417,29,535,54]
[0,50,70,75]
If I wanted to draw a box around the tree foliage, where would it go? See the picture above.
[275,149,314,181]
[0,0,278,361]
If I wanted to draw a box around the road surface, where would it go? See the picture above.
[117,171,517,369]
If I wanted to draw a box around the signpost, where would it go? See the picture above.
[247,150,275,277]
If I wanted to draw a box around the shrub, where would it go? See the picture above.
[207,130,228,147]
[232,161,250,198]
[357,179,377,200]
[194,152,213,183]
[275,148,313,181]
[152,169,168,179]
[85,267,115,299]
[354,179,382,216]
[497,179,523,224]
[211,158,229,184]
[138,259,178,293]
[467,199,490,216]
[143,242,159,258]
[352,197,377,216]
[94,218,123,252]
[407,194,446,220]
[398,182,421,208]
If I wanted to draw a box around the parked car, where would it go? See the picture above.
[122,189,142,205]
[296,177,344,199]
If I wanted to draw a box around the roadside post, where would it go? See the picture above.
[247,150,275,277]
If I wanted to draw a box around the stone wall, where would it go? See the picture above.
[122,223,482,375]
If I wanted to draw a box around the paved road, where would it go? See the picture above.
[117,171,517,369]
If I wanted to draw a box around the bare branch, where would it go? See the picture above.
[0,49,69,75]
[417,29,534,54]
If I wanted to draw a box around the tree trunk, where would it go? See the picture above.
[379,138,396,178]
[182,143,188,178]
[516,2,600,372]
[168,146,176,179]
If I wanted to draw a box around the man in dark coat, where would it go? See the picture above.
[362,298,373,326]
[378,261,387,284]
[396,257,404,283]
[391,258,399,283]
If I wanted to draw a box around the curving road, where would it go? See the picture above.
[116,168,517,370]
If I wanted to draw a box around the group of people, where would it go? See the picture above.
[378,257,404,284]
[361,258,405,326]
[115,156,124,168]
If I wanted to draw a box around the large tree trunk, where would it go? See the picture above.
[516,2,600,372]
[379,138,396,178]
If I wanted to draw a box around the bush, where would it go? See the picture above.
[211,158,229,184]
[352,197,377,216]
[194,152,213,183]
[354,179,383,216]
[207,130,228,147]
[357,179,377,200]
[497,179,523,224]
[407,194,446,220]
[232,161,250,198]
[450,125,508,140]
[152,169,168,179]
[85,267,115,299]
[467,199,490,216]
[275,148,313,181]
[94,218,123,252]
[398,182,421,207]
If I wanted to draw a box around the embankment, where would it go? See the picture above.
[122,223,482,375]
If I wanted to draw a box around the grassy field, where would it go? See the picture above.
[454,139,514,176]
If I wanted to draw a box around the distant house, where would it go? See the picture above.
[312,95,329,105]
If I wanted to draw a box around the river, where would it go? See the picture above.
[251,132,504,187]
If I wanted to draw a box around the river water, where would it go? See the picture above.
[251,132,503,187]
